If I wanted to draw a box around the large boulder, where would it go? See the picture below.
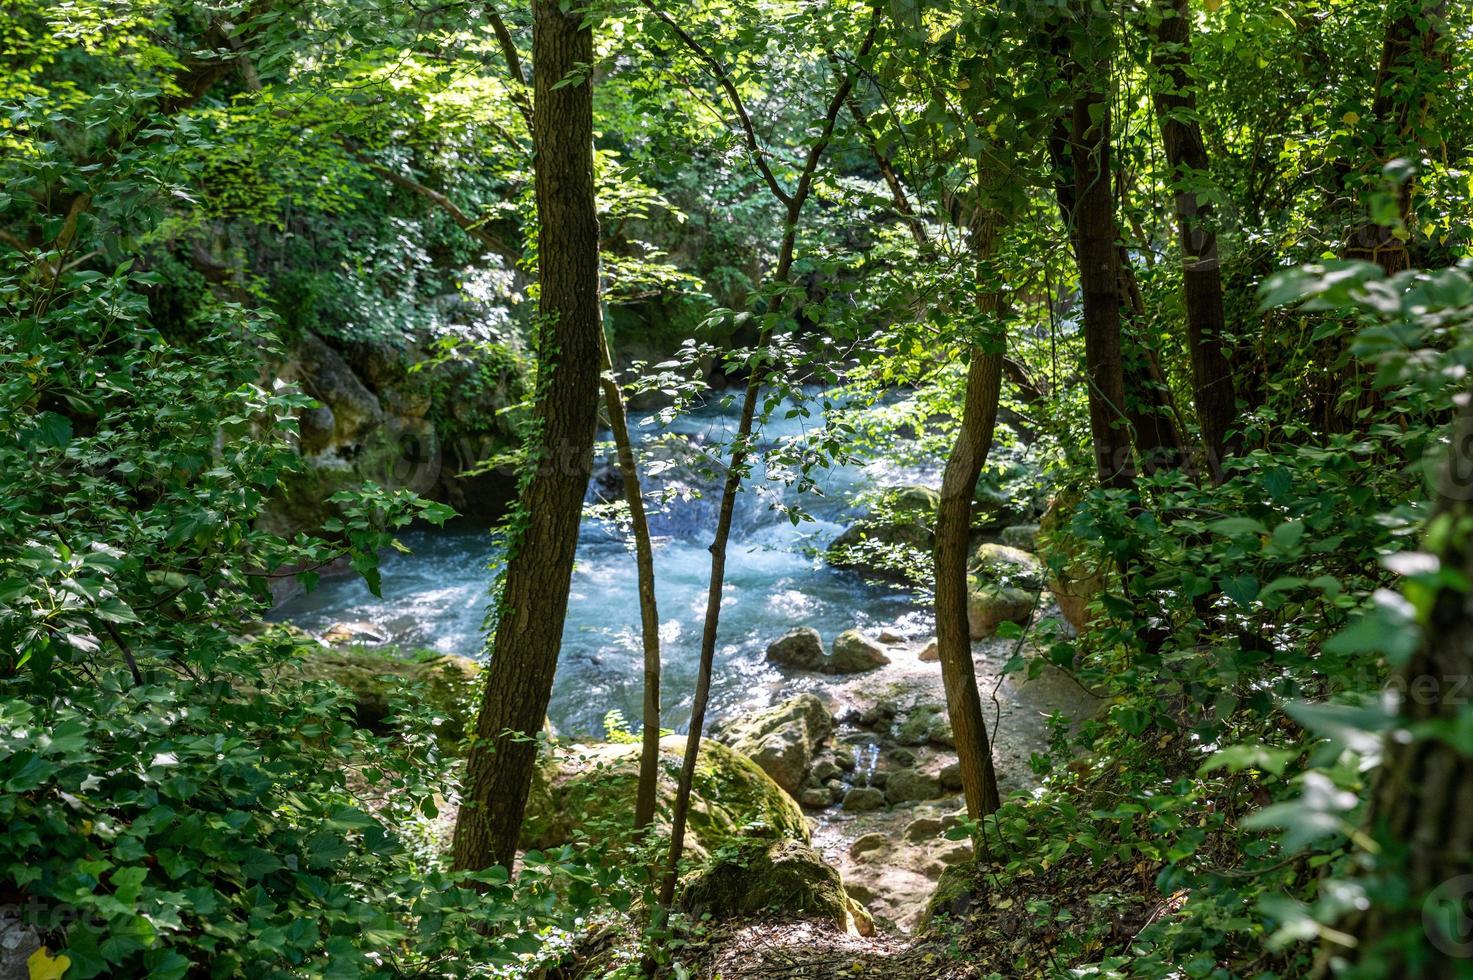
[679,839,871,935]
[1000,523,1041,551]
[967,585,1035,639]
[295,332,385,445]
[295,648,478,751]
[715,695,832,797]
[970,542,1044,590]
[827,485,939,582]
[884,768,943,805]
[827,630,891,674]
[967,542,1044,638]
[765,627,827,671]
[520,736,807,855]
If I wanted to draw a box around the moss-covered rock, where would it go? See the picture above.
[969,542,1044,590]
[827,485,939,583]
[715,694,832,796]
[965,542,1043,638]
[678,838,869,934]
[967,584,1035,639]
[295,647,478,750]
[921,864,978,929]
[519,736,808,857]
[765,627,827,671]
[1038,489,1109,633]
[827,630,890,674]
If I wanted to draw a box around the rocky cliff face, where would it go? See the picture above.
[260,330,526,540]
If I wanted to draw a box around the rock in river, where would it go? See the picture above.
[828,629,891,674]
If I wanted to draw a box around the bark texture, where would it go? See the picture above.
[1150,0,1237,478]
[452,0,601,874]
[1338,395,1473,975]
[933,211,1004,820]
[1065,8,1134,490]
[597,328,665,831]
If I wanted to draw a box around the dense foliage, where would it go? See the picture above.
[3,0,1473,976]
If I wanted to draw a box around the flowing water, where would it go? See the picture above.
[272,394,939,736]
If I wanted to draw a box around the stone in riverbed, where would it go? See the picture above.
[842,787,887,812]
[716,694,832,797]
[904,815,945,843]
[765,627,827,671]
[896,705,944,747]
[918,638,939,662]
[799,786,831,809]
[885,768,942,805]
[827,629,891,674]
[926,715,955,748]
[850,832,890,858]
[938,761,964,791]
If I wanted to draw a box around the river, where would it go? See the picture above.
[271,392,940,737]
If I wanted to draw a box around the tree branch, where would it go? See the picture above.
[348,150,521,264]
[638,0,795,209]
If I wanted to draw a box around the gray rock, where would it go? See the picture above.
[765,627,827,671]
[799,787,831,809]
[1000,524,1041,551]
[298,404,336,455]
[896,706,943,747]
[884,768,942,805]
[887,747,918,768]
[939,761,964,791]
[834,747,856,772]
[917,638,939,662]
[849,832,890,857]
[842,787,887,812]
[812,758,841,783]
[934,839,974,865]
[719,694,832,796]
[878,628,908,644]
[967,584,1035,639]
[926,715,955,748]
[824,778,846,802]
[904,815,945,843]
[970,542,1044,590]
[296,332,384,445]
[827,630,891,674]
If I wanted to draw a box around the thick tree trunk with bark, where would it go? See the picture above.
[451,0,601,874]
[1149,0,1238,479]
[1066,9,1134,490]
[933,211,1004,820]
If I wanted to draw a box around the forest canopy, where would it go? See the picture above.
[2,0,1473,977]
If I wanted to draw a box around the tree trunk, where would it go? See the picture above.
[451,0,601,875]
[1149,0,1238,480]
[1066,6,1134,490]
[1337,394,1473,975]
[597,327,664,831]
[933,208,1004,820]
[1345,0,1449,274]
